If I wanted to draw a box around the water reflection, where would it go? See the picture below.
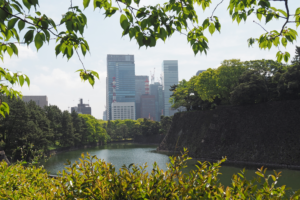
[43,143,300,191]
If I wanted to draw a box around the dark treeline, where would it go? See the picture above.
[99,116,172,140]
[170,48,300,111]
[0,97,173,161]
[0,97,109,161]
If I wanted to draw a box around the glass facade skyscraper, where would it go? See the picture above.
[162,60,179,116]
[135,75,149,119]
[106,54,135,120]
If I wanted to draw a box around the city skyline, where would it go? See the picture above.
[8,0,297,119]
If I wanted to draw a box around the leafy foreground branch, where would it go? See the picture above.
[0,149,299,199]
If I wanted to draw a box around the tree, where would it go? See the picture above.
[60,111,75,147]
[277,64,300,100]
[0,0,99,117]
[291,46,300,65]
[85,0,298,62]
[1,0,299,117]
[230,70,269,105]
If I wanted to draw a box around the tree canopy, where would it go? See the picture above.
[170,58,300,110]
[0,0,299,117]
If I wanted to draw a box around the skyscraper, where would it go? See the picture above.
[140,95,156,120]
[135,75,149,119]
[106,54,135,120]
[150,82,163,121]
[162,60,179,116]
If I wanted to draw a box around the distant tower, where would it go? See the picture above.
[112,77,116,103]
[150,68,155,84]
[145,79,149,95]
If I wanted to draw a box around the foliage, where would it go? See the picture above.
[291,46,300,65]
[0,97,109,161]
[82,0,299,63]
[0,0,99,117]
[100,117,172,140]
[171,58,300,110]
[0,149,299,199]
[79,114,110,143]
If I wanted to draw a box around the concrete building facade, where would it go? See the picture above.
[106,54,135,120]
[22,96,48,108]
[71,99,91,115]
[162,60,179,116]
[111,102,135,120]
[135,75,149,119]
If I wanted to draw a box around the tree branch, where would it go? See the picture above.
[211,0,224,18]
[279,0,289,35]
[253,21,269,33]
[75,48,86,71]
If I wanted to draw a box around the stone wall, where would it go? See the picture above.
[158,100,300,167]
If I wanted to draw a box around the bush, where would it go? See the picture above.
[0,149,299,199]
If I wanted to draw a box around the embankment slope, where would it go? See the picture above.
[158,100,300,166]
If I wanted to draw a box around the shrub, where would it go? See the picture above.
[0,149,299,199]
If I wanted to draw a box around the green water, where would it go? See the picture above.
[43,143,300,191]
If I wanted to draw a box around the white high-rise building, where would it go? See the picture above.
[162,60,179,116]
[111,102,135,120]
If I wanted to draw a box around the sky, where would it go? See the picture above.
[4,0,299,119]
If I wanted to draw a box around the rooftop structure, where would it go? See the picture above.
[71,98,91,115]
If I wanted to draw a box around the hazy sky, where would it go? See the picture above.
[5,0,299,119]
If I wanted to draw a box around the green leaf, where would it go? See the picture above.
[209,23,215,35]
[18,20,25,31]
[83,0,90,9]
[283,52,290,63]
[88,75,95,86]
[120,14,129,30]
[276,51,283,62]
[22,0,31,10]
[9,43,18,56]
[24,30,34,44]
[277,9,287,17]
[35,11,41,16]
[34,32,43,51]
[81,43,87,56]
[202,18,209,30]
[266,13,273,23]
[8,18,19,30]
[141,19,148,30]
[281,37,287,47]
[19,75,25,86]
[7,46,13,57]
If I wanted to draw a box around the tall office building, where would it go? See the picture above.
[71,98,91,115]
[106,54,135,120]
[111,102,135,120]
[103,110,107,120]
[162,60,179,116]
[157,85,164,120]
[140,95,156,120]
[135,75,149,119]
[150,82,163,121]
[22,96,48,108]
